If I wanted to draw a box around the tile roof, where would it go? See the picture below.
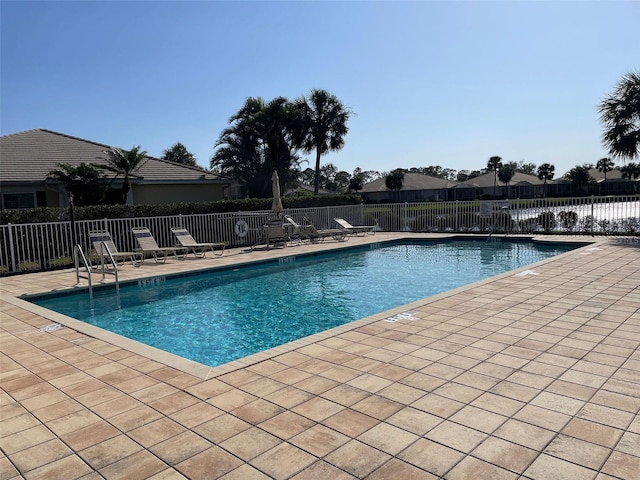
[360,173,456,193]
[556,167,629,183]
[0,129,227,184]
[457,171,547,188]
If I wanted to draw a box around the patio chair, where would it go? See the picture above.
[89,231,142,267]
[288,216,347,243]
[132,227,186,263]
[334,217,376,236]
[263,220,287,249]
[171,227,225,257]
[306,223,348,242]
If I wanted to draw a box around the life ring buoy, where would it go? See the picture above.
[234,220,249,237]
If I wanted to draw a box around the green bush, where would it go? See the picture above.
[18,260,40,272]
[49,256,73,268]
[557,211,578,231]
[598,219,611,233]
[537,211,556,232]
[582,215,595,232]
[1,195,362,225]
[519,217,540,233]
[622,217,639,234]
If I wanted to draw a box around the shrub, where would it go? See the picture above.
[557,211,578,231]
[49,256,73,268]
[622,217,640,234]
[537,212,556,232]
[581,215,595,232]
[18,260,40,272]
[519,217,540,233]
[1,195,362,225]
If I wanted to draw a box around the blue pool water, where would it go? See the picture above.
[30,240,580,367]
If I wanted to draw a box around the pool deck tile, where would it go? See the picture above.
[1,233,639,479]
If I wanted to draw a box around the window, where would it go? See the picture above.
[3,193,36,209]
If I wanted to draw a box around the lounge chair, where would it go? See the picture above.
[263,220,287,249]
[171,227,225,257]
[286,216,347,242]
[89,231,143,266]
[132,227,186,263]
[334,217,376,236]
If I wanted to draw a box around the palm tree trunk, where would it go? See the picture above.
[313,148,321,195]
[121,177,130,204]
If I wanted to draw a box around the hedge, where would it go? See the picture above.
[1,194,362,225]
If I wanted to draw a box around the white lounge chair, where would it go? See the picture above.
[334,217,376,236]
[171,227,225,257]
[132,227,186,263]
[263,220,287,249]
[286,216,347,242]
[89,231,142,266]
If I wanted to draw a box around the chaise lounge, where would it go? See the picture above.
[132,227,186,263]
[285,216,347,243]
[171,227,225,257]
[334,217,376,236]
[89,231,143,266]
[263,220,288,249]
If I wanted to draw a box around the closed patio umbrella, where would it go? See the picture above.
[271,171,283,218]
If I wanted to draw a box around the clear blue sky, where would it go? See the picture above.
[2,1,638,178]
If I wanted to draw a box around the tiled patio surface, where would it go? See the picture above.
[1,234,638,479]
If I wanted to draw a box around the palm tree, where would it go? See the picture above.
[101,146,147,204]
[566,164,594,196]
[295,89,351,195]
[596,157,615,181]
[487,156,502,198]
[620,162,640,180]
[211,96,302,197]
[48,162,106,206]
[385,169,405,202]
[536,163,555,198]
[498,162,516,198]
[599,70,640,160]
[596,157,615,194]
[162,142,197,167]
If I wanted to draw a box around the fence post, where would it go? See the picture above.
[590,196,595,236]
[455,201,459,232]
[8,223,16,273]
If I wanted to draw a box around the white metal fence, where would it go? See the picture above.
[1,196,638,274]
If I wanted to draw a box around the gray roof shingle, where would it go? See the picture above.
[360,173,456,193]
[0,129,227,184]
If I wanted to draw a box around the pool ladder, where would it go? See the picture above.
[487,206,509,242]
[74,243,120,298]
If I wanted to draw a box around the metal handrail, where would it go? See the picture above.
[96,241,120,294]
[73,244,93,300]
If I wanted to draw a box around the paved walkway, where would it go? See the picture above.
[1,234,638,479]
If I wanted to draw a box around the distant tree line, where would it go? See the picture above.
[47,70,639,206]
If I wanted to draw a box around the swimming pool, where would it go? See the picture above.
[30,239,581,367]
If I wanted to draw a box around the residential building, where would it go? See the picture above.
[0,129,230,209]
[359,173,457,203]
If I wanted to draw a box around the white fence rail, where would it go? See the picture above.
[1,196,638,274]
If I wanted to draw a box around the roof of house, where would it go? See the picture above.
[360,173,457,193]
[556,167,630,183]
[456,171,548,188]
[0,129,228,184]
